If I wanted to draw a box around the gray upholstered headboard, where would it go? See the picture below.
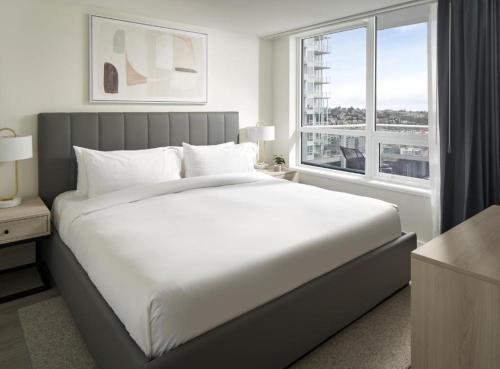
[38,112,239,207]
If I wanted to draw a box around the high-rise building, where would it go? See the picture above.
[302,35,330,162]
[301,35,367,172]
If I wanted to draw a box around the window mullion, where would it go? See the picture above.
[366,17,377,179]
[299,127,367,137]
[373,131,429,145]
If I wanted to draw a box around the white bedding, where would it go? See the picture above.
[52,190,88,230]
[55,173,401,358]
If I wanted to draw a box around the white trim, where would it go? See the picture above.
[264,0,436,39]
[294,36,300,169]
[291,19,371,40]
[427,2,441,236]
[290,36,301,167]
[299,127,366,136]
[366,17,376,180]
[373,168,429,188]
[293,164,431,197]
[377,4,430,30]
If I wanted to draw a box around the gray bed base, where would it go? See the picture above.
[41,231,415,369]
[38,111,417,369]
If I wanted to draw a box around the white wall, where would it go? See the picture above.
[0,0,434,244]
[299,173,433,243]
[0,0,263,199]
[270,36,434,244]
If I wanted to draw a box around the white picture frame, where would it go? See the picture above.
[89,15,208,104]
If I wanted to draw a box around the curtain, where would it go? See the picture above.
[438,0,500,232]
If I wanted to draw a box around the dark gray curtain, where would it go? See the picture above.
[438,0,500,232]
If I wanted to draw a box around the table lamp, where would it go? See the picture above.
[247,124,275,168]
[0,128,33,208]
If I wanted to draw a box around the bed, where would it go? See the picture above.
[38,112,416,369]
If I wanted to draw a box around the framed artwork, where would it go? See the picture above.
[89,15,208,104]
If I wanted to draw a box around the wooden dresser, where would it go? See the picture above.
[411,205,500,369]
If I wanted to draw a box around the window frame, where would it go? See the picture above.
[295,7,434,188]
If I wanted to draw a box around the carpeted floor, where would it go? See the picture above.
[18,298,95,369]
[18,287,411,369]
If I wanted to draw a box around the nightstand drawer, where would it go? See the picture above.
[0,216,49,244]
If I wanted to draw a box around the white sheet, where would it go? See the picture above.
[56,173,401,358]
[52,190,87,230]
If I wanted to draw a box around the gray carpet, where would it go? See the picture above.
[18,298,96,369]
[18,288,410,369]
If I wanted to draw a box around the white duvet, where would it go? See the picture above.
[57,173,401,358]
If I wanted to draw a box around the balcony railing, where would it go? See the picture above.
[314,76,331,84]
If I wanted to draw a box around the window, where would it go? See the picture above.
[298,4,434,186]
[301,132,366,173]
[301,26,367,174]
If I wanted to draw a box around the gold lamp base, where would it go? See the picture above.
[1,128,25,208]
[0,196,22,208]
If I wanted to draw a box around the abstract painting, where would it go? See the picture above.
[90,15,207,104]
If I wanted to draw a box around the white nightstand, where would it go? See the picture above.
[0,197,51,303]
[257,167,298,181]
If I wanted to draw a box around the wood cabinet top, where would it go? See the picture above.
[0,197,50,222]
[412,205,500,286]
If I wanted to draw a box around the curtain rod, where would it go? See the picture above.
[263,0,436,39]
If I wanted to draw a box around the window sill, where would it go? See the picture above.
[291,164,431,198]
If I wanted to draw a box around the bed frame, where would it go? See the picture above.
[38,112,416,369]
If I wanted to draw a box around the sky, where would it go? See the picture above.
[319,22,428,111]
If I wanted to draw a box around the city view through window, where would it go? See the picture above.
[301,21,430,180]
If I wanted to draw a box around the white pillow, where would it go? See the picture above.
[75,146,178,195]
[76,146,182,197]
[183,142,257,177]
[74,146,89,195]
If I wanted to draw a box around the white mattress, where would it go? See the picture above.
[54,173,401,358]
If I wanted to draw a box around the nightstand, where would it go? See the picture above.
[0,197,51,303]
[257,168,298,181]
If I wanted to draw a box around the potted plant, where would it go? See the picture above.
[273,154,286,172]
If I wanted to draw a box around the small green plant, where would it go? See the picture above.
[273,154,286,165]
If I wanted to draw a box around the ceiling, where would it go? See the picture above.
[68,0,411,37]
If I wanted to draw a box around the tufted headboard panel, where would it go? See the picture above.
[38,112,239,207]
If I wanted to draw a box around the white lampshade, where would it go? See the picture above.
[0,135,33,162]
[247,126,275,142]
